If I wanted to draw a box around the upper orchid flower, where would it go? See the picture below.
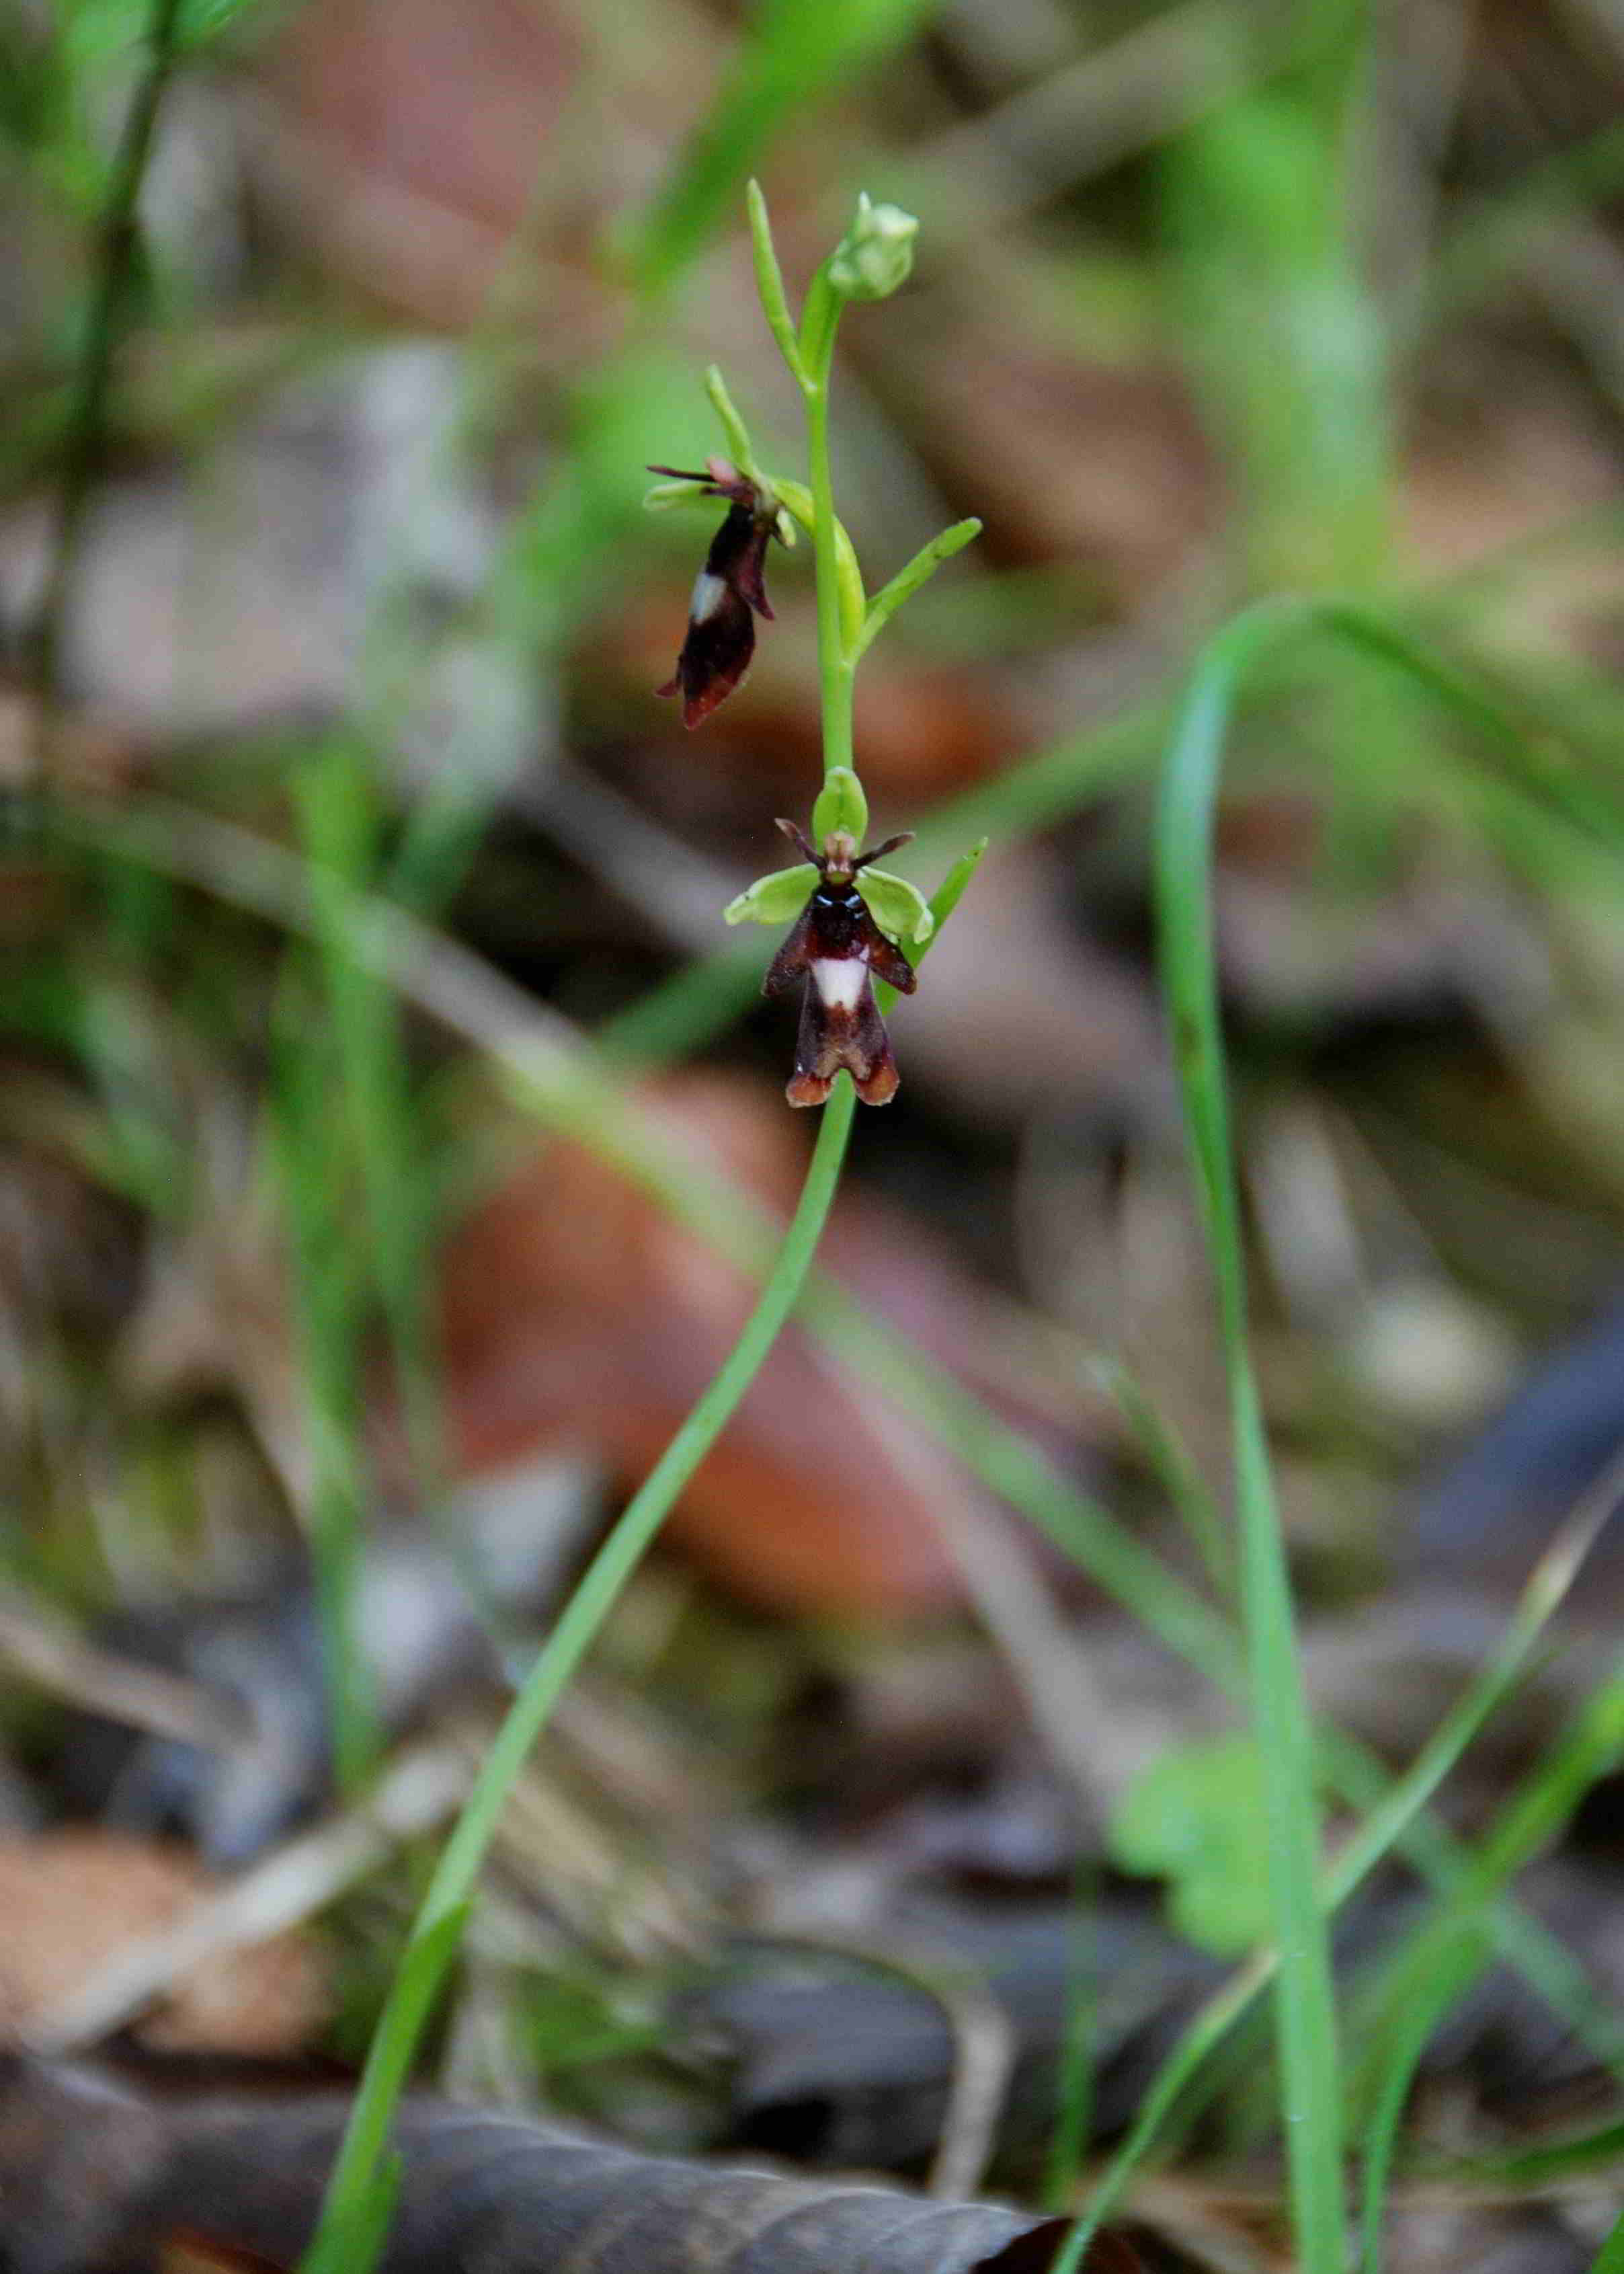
[647,456,785,729]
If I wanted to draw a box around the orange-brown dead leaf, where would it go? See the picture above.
[431,1072,1049,1616]
[0,1832,326,2056]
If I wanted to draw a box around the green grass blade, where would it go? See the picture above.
[1086,1356,1231,1600]
[1352,1649,1624,2115]
[1043,1863,1100,2213]
[1148,607,1346,2273]
[300,1906,464,2274]
[269,964,378,1791]
[1358,1928,1488,2274]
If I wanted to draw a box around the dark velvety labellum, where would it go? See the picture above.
[762,824,918,1108]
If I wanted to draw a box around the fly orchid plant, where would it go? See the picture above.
[647,182,985,1108]
[300,187,987,2274]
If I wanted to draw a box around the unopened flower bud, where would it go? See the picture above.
[827,194,918,303]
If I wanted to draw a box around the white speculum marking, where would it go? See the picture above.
[689,570,727,624]
[812,957,866,1011]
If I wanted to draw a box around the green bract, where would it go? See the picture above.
[811,766,868,842]
[857,867,934,947]
[703,363,762,488]
[724,864,818,927]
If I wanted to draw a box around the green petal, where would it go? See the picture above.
[724,863,817,926]
[858,866,935,946]
[811,767,868,843]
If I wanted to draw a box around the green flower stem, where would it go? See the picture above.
[798,267,857,781]
[302,1082,857,2274]
[30,0,186,734]
[768,477,865,653]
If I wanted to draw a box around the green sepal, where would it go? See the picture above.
[858,866,934,947]
[724,863,817,927]
[642,479,712,512]
[811,767,868,842]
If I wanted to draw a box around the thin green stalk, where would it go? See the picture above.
[30,0,185,727]
[1086,1355,1232,1600]
[1153,604,1346,2274]
[294,737,445,1777]
[1354,1649,1624,2104]
[270,968,378,1790]
[1043,1860,1100,2213]
[299,1085,856,2273]
[798,268,857,778]
[1358,1929,1488,2274]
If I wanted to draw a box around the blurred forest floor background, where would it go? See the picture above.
[11,0,1624,2267]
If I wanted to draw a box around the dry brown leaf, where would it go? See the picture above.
[0,2058,1152,2274]
[431,1072,1067,1614]
[0,1833,326,2056]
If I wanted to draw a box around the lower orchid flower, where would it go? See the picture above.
[727,815,935,1108]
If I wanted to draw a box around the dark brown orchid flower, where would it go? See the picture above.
[649,457,781,729]
[763,822,918,1107]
